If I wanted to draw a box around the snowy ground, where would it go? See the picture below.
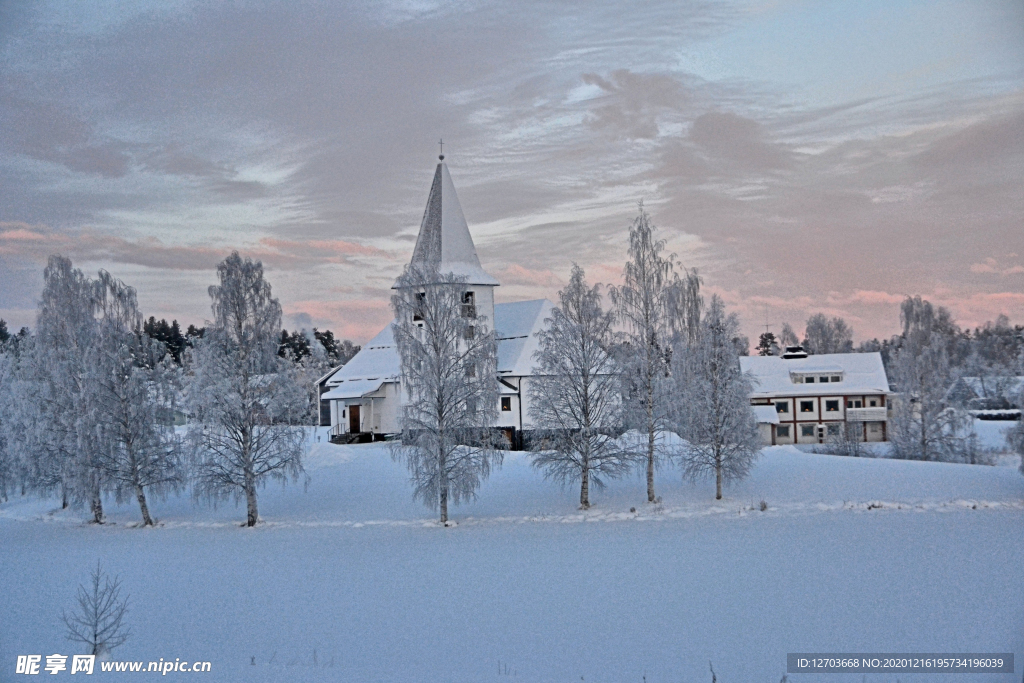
[2,429,1023,682]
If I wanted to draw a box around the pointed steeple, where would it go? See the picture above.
[406,162,499,286]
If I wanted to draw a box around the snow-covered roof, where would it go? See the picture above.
[327,299,555,392]
[495,299,554,376]
[398,162,499,287]
[740,352,890,397]
[315,364,344,386]
[325,324,400,387]
[321,378,386,400]
[752,405,780,424]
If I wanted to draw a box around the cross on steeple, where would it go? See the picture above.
[438,138,445,161]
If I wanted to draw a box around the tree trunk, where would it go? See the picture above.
[439,486,449,524]
[646,402,656,503]
[135,484,154,527]
[579,462,590,510]
[715,464,723,500]
[91,488,104,524]
[244,466,258,527]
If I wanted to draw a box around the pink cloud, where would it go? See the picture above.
[495,264,564,288]
[0,222,394,272]
[969,256,1024,276]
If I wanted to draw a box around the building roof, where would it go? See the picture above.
[400,162,499,287]
[495,299,554,376]
[326,299,555,393]
[325,324,401,391]
[740,352,890,397]
[752,405,780,424]
[321,378,386,400]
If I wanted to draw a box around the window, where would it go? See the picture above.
[805,376,815,383]
[463,325,475,340]
[869,400,877,407]
[826,424,840,436]
[825,400,839,412]
[869,423,879,433]
[819,376,829,383]
[855,400,862,408]
[775,401,789,413]
[461,291,476,318]
[413,292,426,321]
[800,400,814,413]
[801,425,815,437]
[831,376,841,383]
[777,425,790,437]
[466,364,476,378]
[501,397,511,412]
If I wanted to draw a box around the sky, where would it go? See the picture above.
[1,0,1022,344]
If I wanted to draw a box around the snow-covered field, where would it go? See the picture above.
[2,429,1022,682]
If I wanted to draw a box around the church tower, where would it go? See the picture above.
[398,158,499,330]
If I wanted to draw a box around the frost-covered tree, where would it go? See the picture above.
[187,253,307,527]
[778,322,799,348]
[24,256,107,521]
[888,297,966,461]
[1009,391,1024,475]
[391,264,501,524]
[63,562,130,656]
[610,203,681,503]
[0,351,16,501]
[803,313,854,354]
[92,272,184,526]
[528,265,627,509]
[673,296,759,499]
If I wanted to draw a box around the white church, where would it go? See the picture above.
[318,158,554,447]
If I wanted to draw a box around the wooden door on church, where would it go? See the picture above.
[349,405,360,433]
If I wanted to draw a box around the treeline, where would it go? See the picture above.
[136,317,360,367]
[759,308,1024,381]
[0,253,358,526]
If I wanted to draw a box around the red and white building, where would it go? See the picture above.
[740,347,891,446]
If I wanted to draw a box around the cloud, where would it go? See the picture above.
[0,2,1021,345]
[285,298,394,342]
[688,111,790,170]
[580,69,689,139]
[970,257,1024,276]
[495,264,563,288]
[0,222,393,271]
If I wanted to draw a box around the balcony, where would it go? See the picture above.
[846,407,887,422]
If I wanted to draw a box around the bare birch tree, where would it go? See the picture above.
[528,265,627,509]
[187,253,307,527]
[610,202,681,503]
[391,264,501,524]
[63,562,130,656]
[674,296,759,500]
[92,271,184,526]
